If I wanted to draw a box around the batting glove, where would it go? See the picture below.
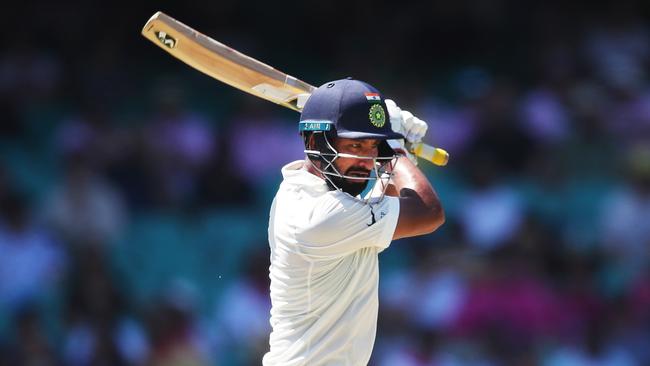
[385,99,428,165]
[385,99,428,144]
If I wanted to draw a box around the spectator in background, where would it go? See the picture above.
[380,240,470,335]
[543,317,638,366]
[453,242,562,346]
[0,39,62,106]
[4,305,59,366]
[142,79,216,209]
[625,268,650,363]
[583,11,649,105]
[375,240,471,366]
[41,152,126,248]
[195,125,255,208]
[0,191,66,311]
[145,280,212,366]
[52,97,131,171]
[228,98,304,189]
[225,103,305,205]
[416,92,479,159]
[212,247,270,365]
[466,78,535,175]
[553,253,606,342]
[458,153,524,250]
[62,245,149,366]
[600,144,650,272]
[519,85,571,147]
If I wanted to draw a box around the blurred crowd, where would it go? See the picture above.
[2,1,650,365]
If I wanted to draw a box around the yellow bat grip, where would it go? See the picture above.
[409,142,449,166]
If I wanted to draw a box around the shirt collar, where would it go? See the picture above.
[281,160,329,192]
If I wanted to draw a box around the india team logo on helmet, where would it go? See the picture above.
[369,104,386,128]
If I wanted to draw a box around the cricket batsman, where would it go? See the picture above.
[263,78,445,365]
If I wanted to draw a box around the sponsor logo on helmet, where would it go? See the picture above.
[299,121,332,132]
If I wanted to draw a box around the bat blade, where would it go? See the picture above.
[141,11,315,111]
[141,11,449,166]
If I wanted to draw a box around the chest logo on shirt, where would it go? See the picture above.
[367,209,376,226]
[367,208,387,226]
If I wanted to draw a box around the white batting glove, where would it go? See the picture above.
[385,99,428,143]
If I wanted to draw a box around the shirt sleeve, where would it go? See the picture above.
[295,193,400,259]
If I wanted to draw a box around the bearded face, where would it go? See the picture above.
[325,163,372,197]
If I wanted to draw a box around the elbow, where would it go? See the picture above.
[432,205,445,232]
[424,202,445,234]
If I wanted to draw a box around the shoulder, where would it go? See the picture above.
[310,191,369,222]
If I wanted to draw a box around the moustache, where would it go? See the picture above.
[345,167,372,178]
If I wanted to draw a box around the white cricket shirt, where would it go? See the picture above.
[263,160,400,366]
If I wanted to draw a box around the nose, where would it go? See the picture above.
[356,158,374,171]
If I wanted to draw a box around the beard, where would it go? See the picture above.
[325,166,372,197]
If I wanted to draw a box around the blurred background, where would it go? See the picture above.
[1,1,650,365]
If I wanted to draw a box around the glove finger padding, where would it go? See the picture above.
[384,99,403,135]
[410,117,427,142]
[405,116,427,143]
[385,99,429,145]
[400,110,419,142]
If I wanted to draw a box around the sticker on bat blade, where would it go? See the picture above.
[155,31,176,49]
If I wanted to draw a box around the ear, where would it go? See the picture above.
[307,133,317,150]
[303,133,322,171]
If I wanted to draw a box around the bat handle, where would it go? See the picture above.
[407,142,449,166]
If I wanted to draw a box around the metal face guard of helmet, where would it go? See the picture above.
[303,131,398,203]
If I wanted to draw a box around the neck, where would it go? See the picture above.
[303,158,324,179]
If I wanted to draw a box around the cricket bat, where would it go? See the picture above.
[141,11,449,166]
